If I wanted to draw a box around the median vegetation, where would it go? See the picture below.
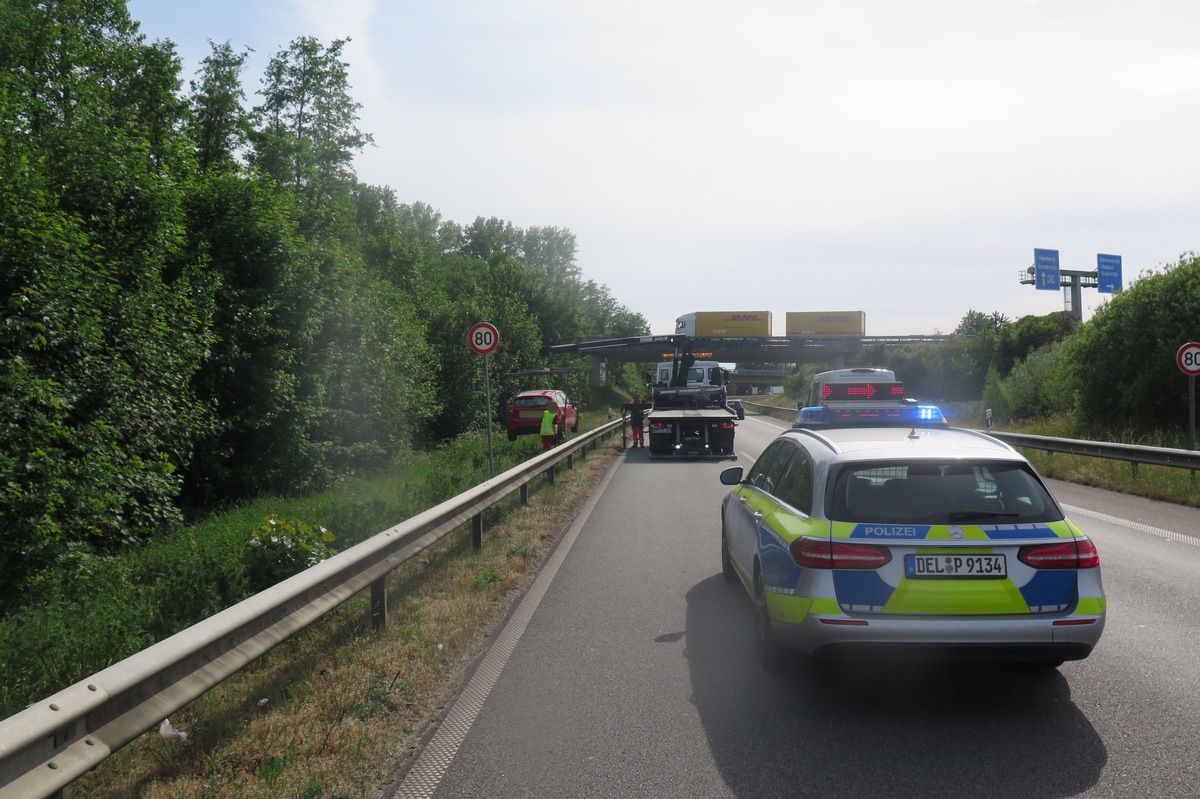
[67,424,625,799]
[0,400,629,720]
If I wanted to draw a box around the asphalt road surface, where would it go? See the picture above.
[391,413,1200,799]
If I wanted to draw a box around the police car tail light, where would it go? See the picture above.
[1018,539,1100,569]
[790,539,891,569]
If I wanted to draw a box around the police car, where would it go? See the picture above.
[718,399,1105,668]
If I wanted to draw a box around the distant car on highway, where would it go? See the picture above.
[506,390,579,442]
[718,402,1105,669]
[727,399,745,420]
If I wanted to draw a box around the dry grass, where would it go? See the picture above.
[69,439,624,799]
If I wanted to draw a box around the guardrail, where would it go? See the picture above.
[982,431,1200,475]
[742,399,795,422]
[741,400,1200,475]
[0,419,624,799]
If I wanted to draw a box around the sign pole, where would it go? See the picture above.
[483,352,494,478]
[1190,374,1196,454]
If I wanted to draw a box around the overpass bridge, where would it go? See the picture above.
[543,334,955,385]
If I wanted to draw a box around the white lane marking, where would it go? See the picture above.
[744,412,791,427]
[391,456,624,798]
[1062,503,1200,548]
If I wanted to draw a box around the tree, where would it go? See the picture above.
[189,40,253,174]
[0,0,211,589]
[417,253,545,442]
[997,312,1074,373]
[179,173,322,502]
[251,36,372,232]
[983,342,1075,423]
[1069,253,1200,435]
[955,309,1009,336]
[520,225,581,283]
[353,187,435,292]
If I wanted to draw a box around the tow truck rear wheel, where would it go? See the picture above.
[754,566,787,669]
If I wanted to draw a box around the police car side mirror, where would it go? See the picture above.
[719,467,744,485]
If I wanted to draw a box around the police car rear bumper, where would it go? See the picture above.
[773,614,1104,662]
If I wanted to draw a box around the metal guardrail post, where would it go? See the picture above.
[472,513,484,550]
[371,579,387,630]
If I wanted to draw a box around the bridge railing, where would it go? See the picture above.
[0,419,624,799]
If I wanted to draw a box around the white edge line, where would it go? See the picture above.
[1062,503,1200,548]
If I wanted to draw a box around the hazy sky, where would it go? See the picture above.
[129,0,1200,337]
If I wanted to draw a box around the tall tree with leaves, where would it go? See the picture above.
[251,36,372,233]
[0,0,212,591]
[1069,253,1200,434]
[189,40,252,174]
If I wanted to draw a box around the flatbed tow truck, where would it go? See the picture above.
[645,353,737,459]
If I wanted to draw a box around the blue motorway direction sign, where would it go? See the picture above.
[1097,253,1123,293]
[1034,248,1060,291]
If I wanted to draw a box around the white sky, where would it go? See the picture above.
[130,0,1200,337]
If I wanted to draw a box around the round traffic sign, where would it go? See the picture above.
[1177,342,1200,376]
[468,322,499,355]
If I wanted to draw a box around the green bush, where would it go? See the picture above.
[982,342,1075,425]
[243,516,338,593]
[0,423,595,717]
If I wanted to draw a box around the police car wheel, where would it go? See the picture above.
[720,529,736,583]
[754,567,786,669]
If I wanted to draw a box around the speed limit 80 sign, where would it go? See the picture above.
[468,322,499,355]
[1177,342,1200,376]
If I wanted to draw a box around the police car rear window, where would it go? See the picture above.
[828,462,1061,525]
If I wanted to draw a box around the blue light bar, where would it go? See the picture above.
[793,404,948,428]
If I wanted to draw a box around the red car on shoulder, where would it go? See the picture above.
[506,390,579,442]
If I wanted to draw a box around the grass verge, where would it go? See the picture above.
[1020,448,1200,508]
[68,435,624,799]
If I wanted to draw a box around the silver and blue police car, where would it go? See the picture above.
[719,402,1105,668]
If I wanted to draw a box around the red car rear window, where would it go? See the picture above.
[514,397,552,409]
